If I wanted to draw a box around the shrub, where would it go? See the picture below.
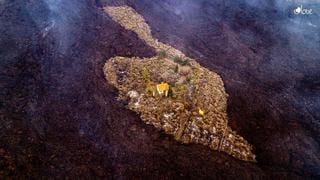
[173,56,190,66]
[141,67,152,83]
[157,50,167,59]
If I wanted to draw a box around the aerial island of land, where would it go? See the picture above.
[104,6,256,162]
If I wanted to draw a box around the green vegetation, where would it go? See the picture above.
[173,56,190,66]
[145,85,155,96]
[188,73,199,84]
[171,84,188,100]
[157,50,167,59]
[141,67,152,83]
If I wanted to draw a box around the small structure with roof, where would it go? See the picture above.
[156,82,170,97]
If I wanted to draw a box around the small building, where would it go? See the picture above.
[156,82,170,97]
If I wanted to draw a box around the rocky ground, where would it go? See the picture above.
[0,0,319,179]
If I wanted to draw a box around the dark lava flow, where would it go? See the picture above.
[1,0,319,178]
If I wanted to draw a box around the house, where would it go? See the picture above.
[156,82,170,97]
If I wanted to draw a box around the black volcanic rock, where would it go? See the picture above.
[1,0,319,179]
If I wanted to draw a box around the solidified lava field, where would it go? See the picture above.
[1,0,320,179]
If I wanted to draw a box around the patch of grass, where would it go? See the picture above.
[145,85,155,96]
[171,84,188,100]
[157,50,167,59]
[141,67,152,83]
[188,73,200,84]
[173,56,190,66]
